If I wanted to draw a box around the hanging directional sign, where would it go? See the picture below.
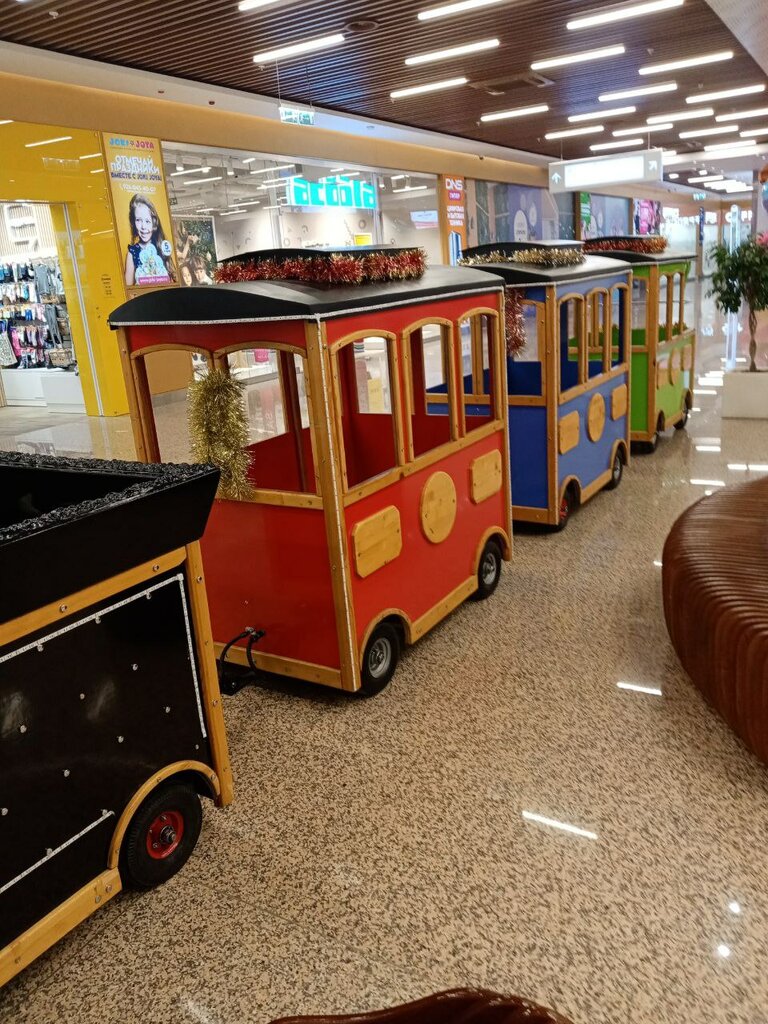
[548,149,663,193]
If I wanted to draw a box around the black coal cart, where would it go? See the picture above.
[0,453,232,987]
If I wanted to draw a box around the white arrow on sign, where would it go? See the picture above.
[551,172,562,183]
[649,160,658,171]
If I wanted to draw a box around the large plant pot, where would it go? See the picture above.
[722,369,768,419]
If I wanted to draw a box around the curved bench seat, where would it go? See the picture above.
[662,478,768,763]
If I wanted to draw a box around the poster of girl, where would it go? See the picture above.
[124,194,176,287]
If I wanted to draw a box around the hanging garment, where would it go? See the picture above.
[43,303,63,346]
[0,328,15,367]
[33,262,53,296]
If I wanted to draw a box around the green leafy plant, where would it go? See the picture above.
[709,237,768,372]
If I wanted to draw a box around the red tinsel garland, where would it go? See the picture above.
[584,236,667,255]
[214,249,427,286]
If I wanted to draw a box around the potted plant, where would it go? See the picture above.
[710,234,768,418]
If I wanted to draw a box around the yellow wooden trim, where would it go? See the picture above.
[587,392,606,443]
[558,362,628,404]
[419,470,458,544]
[0,549,186,649]
[328,346,349,493]
[214,640,345,689]
[214,340,306,358]
[580,465,613,503]
[493,297,514,555]
[470,449,503,504]
[512,504,552,525]
[351,505,403,578]
[130,343,202,360]
[558,410,580,455]
[647,266,660,432]
[184,542,233,807]
[508,394,546,407]
[402,319,460,447]
[229,488,324,509]
[400,329,416,462]
[359,608,414,659]
[329,327,398,355]
[411,575,476,641]
[474,523,512,564]
[457,306,500,323]
[117,328,148,462]
[131,353,161,462]
[611,383,628,421]
[0,869,121,989]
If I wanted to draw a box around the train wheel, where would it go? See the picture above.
[555,485,577,531]
[120,782,202,890]
[472,539,502,600]
[675,403,689,430]
[359,622,400,697]
[605,451,624,491]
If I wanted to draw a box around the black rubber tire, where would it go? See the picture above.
[120,782,202,891]
[555,485,577,532]
[359,622,400,697]
[639,432,658,455]
[675,403,689,430]
[605,451,624,491]
[471,539,502,601]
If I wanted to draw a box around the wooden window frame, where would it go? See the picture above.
[403,316,459,459]
[558,293,587,401]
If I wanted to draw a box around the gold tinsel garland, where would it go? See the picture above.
[461,247,585,269]
[188,369,253,501]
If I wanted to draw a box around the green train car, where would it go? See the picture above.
[585,239,695,452]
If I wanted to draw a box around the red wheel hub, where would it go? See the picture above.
[146,810,184,860]
[559,496,569,522]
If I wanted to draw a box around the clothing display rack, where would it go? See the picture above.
[0,256,75,371]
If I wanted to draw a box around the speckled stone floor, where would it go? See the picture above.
[1,293,768,1024]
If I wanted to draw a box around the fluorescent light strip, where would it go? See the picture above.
[591,138,644,150]
[667,172,679,178]
[171,166,212,176]
[253,33,344,63]
[405,38,499,65]
[741,126,768,137]
[599,81,677,102]
[391,76,468,99]
[238,0,281,9]
[569,105,635,123]
[715,107,768,123]
[392,185,429,192]
[182,175,223,184]
[545,125,603,140]
[250,163,295,175]
[679,124,739,138]
[220,209,246,216]
[687,84,766,105]
[417,0,505,19]
[196,208,216,212]
[79,152,102,160]
[704,139,757,152]
[613,122,672,136]
[567,0,683,30]
[647,107,714,124]
[89,168,104,174]
[259,177,289,185]
[687,174,724,182]
[522,811,598,841]
[481,103,549,122]
[639,50,732,76]
[617,681,663,696]
[242,157,257,164]
[24,135,72,148]
[532,44,624,71]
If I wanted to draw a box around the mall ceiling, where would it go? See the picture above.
[2,0,767,164]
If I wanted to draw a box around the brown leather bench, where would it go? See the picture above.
[662,477,768,763]
[271,989,572,1024]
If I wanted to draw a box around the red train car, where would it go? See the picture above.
[110,249,511,695]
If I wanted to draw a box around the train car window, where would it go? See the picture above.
[610,287,626,367]
[227,347,317,495]
[464,314,500,433]
[508,301,543,398]
[408,323,454,457]
[631,277,647,348]
[659,274,674,341]
[335,336,399,488]
[587,291,609,377]
[674,272,687,337]
[559,296,585,395]
[146,349,211,464]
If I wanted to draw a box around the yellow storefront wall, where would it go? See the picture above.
[1,121,128,415]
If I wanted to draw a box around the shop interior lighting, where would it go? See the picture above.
[171,166,212,176]
[242,157,257,164]
[678,124,739,139]
[390,76,468,99]
[391,174,407,181]
[392,184,429,192]
[89,168,105,174]
[417,0,506,20]
[259,178,289,186]
[599,82,677,102]
[196,208,216,212]
[567,0,683,30]
[405,38,499,66]
[521,811,598,840]
[531,44,625,71]
[263,205,281,210]
[544,125,604,139]
[648,107,714,123]
[220,209,246,216]
[687,84,766,105]
[569,105,635,123]
[613,122,672,136]
[715,107,768,123]
[704,139,759,152]
[480,103,549,122]
[253,33,345,64]
[182,175,223,184]
[79,152,102,160]
[237,199,263,206]
[249,163,295,174]
[667,172,679,178]
[741,126,768,137]
[687,174,724,182]
[638,50,733,75]
[238,0,282,10]
[591,138,644,150]
[24,135,73,148]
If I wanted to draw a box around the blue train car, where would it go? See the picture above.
[459,242,632,529]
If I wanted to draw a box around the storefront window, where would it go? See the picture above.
[465,180,559,245]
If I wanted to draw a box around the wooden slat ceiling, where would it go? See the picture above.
[1,0,766,162]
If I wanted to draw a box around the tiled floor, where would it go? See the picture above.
[1,290,768,1024]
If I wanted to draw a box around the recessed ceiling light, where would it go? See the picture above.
[613,122,672,136]
[687,174,724,182]
[481,103,549,122]
[545,125,604,139]
[715,107,768,122]
[24,135,72,148]
[405,38,499,65]
[253,33,345,63]
[250,163,296,174]
[591,138,644,150]
[648,107,714,123]
[390,76,468,99]
[171,166,212,177]
[687,84,766,105]
[568,0,683,30]
[668,172,679,178]
[532,44,625,70]
[679,124,739,138]
[417,0,505,19]
[392,184,429,192]
[639,50,733,75]
[741,126,768,137]
[569,105,636,122]
[238,0,282,9]
[598,81,677,102]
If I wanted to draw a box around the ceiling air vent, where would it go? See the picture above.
[469,72,553,96]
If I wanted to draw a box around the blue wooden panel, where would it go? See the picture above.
[508,359,542,397]
[558,373,628,494]
[509,405,548,509]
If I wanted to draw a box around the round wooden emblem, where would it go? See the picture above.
[587,392,606,443]
[420,471,457,544]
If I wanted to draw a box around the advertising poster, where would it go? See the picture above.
[102,133,177,288]
[439,174,467,264]
[581,193,631,238]
[466,181,544,245]
[634,198,663,236]
[173,217,218,286]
